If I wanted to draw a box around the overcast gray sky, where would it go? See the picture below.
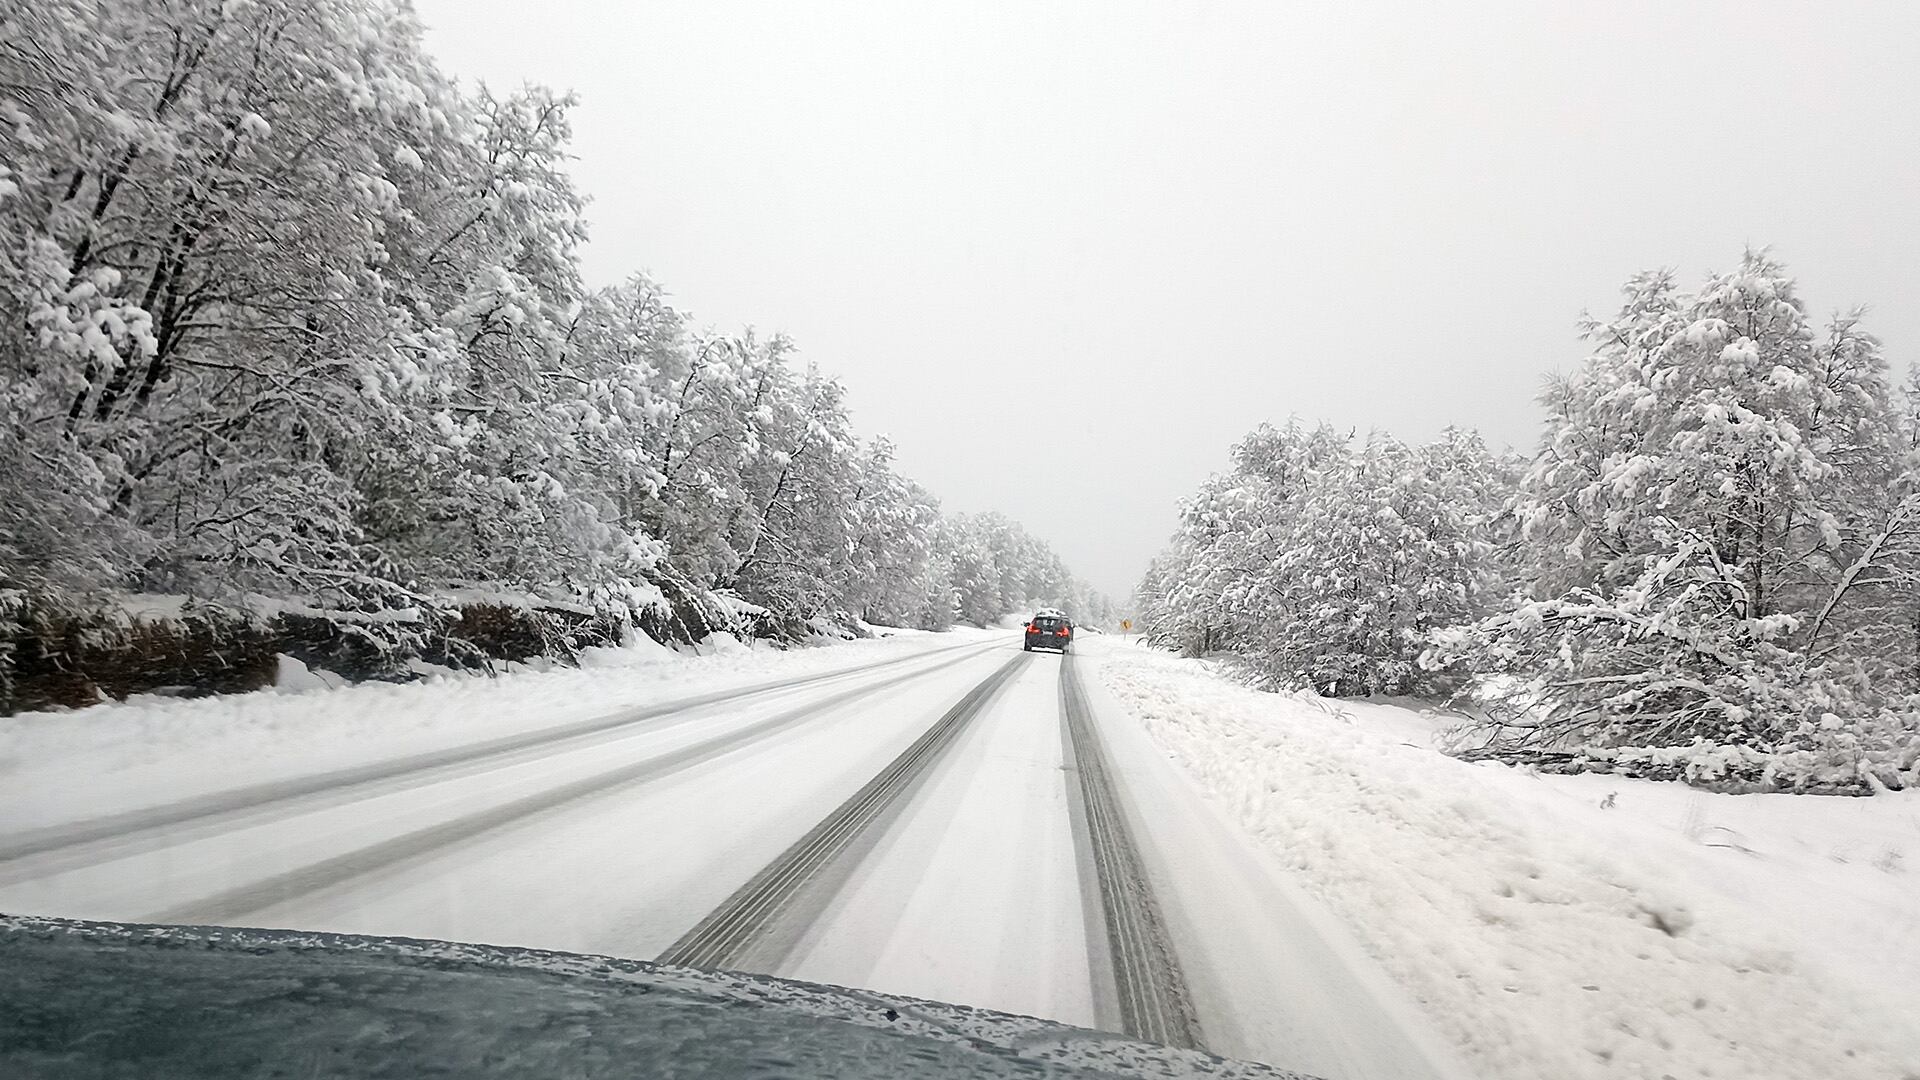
[412,0,1920,602]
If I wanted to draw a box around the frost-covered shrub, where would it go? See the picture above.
[0,587,29,709]
[1429,537,1819,751]
[0,596,278,713]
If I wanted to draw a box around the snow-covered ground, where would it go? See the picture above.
[11,623,1908,1080]
[0,623,1461,1080]
[1080,647,1468,1080]
[0,625,977,833]
[1087,635,1920,1080]
[0,629,1013,934]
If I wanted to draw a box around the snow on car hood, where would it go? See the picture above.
[0,914,1320,1079]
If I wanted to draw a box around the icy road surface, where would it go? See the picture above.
[0,630,1464,1080]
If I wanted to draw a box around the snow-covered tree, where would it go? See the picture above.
[1437,252,1920,779]
[0,0,1103,706]
[1140,419,1516,694]
[836,439,942,626]
[921,512,1090,628]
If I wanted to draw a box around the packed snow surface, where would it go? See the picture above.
[784,656,1097,1026]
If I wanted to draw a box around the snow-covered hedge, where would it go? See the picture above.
[3,587,660,715]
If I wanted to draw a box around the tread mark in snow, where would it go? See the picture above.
[143,650,993,926]
[1059,653,1205,1051]
[657,653,1031,972]
[0,639,999,887]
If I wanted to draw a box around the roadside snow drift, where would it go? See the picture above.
[1088,636,1920,1080]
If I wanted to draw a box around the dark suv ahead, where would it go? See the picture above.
[1023,610,1073,653]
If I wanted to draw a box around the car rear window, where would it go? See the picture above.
[1032,616,1066,631]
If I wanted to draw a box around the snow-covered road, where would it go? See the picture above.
[0,630,1465,1080]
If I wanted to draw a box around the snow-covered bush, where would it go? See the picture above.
[0,597,280,712]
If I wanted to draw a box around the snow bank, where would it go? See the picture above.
[1087,638,1920,1080]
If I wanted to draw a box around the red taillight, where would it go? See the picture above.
[1055,628,1069,637]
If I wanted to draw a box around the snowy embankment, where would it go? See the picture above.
[0,626,976,835]
[1091,638,1920,1080]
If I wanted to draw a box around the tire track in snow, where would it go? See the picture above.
[143,648,999,926]
[657,652,1030,972]
[0,638,998,886]
[1059,652,1204,1051]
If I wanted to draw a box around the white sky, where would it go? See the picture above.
[411,0,1920,601]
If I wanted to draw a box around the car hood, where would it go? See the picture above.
[1,914,1321,1079]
